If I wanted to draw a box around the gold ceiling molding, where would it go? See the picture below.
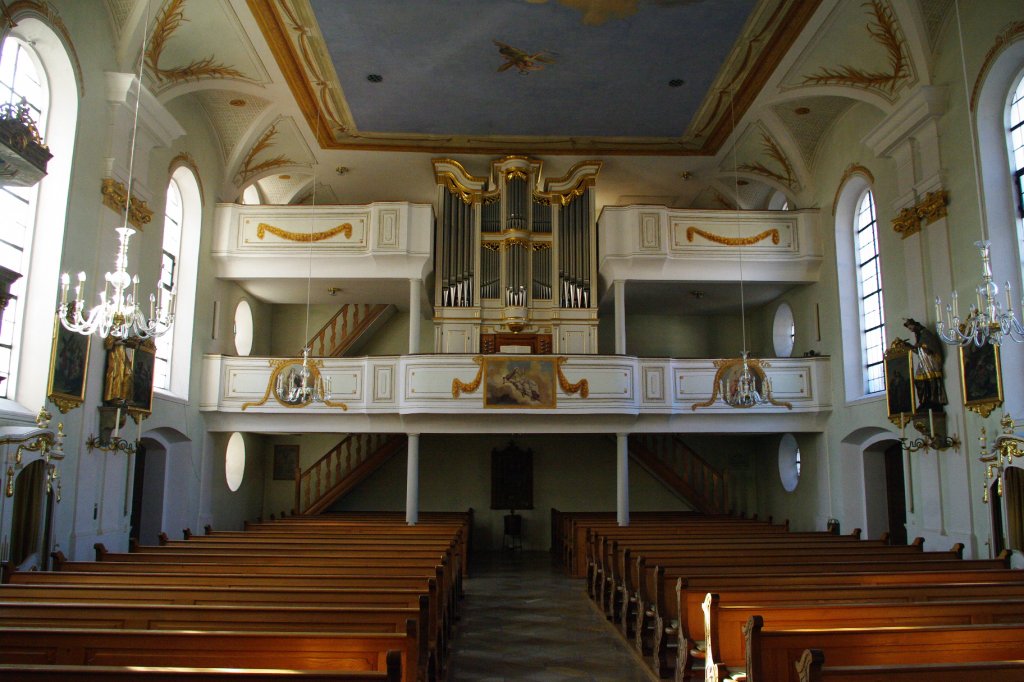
[831,163,875,215]
[801,0,910,97]
[737,131,798,190]
[146,0,246,84]
[235,123,295,184]
[100,178,153,229]
[690,356,793,411]
[891,189,949,239]
[167,151,205,206]
[970,21,1024,112]
[451,356,483,398]
[256,221,352,242]
[250,0,820,155]
[555,356,589,398]
[686,226,780,247]
[6,1,85,97]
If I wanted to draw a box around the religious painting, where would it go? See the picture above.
[127,340,156,415]
[960,342,1003,417]
[47,315,90,413]
[483,357,556,409]
[490,441,533,510]
[273,444,299,481]
[884,340,915,419]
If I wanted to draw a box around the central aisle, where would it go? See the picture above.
[446,551,658,682]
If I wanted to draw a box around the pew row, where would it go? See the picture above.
[794,648,1024,682]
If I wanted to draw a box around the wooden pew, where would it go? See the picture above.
[703,592,1024,681]
[741,617,1024,682]
[0,661,400,681]
[794,648,1024,682]
[0,628,416,682]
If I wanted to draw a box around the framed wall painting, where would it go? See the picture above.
[483,357,556,409]
[960,342,1003,417]
[47,315,90,413]
[884,340,915,420]
[127,340,156,415]
[273,444,299,481]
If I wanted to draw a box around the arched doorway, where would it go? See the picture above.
[129,438,165,546]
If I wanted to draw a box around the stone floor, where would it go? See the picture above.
[445,551,658,682]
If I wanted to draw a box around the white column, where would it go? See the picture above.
[406,434,420,525]
[408,279,422,355]
[614,280,626,355]
[617,433,629,526]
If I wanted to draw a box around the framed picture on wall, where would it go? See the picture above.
[273,444,299,481]
[884,339,915,420]
[47,314,90,413]
[127,340,156,415]
[960,342,1003,417]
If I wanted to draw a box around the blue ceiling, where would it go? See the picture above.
[309,0,757,139]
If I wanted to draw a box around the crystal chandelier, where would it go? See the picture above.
[57,1,172,341]
[276,347,332,405]
[934,0,1024,348]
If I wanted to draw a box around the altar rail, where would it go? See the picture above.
[200,355,831,432]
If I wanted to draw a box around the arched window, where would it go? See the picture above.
[1010,72,1023,224]
[153,179,182,390]
[835,172,887,402]
[157,166,201,398]
[0,27,76,409]
[0,39,46,395]
[855,190,886,394]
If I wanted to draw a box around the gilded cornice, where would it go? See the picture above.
[6,0,84,97]
[891,189,949,239]
[832,164,875,215]
[167,151,204,206]
[970,21,1024,112]
[101,177,153,229]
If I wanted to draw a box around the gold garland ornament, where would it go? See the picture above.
[241,358,348,410]
[451,356,484,398]
[555,357,589,398]
[691,356,792,410]
[256,222,353,242]
[686,226,780,246]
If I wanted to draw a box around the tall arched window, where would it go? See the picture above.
[154,179,182,390]
[157,165,201,398]
[1010,72,1023,223]
[856,190,886,394]
[0,38,47,396]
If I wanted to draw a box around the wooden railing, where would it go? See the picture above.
[628,434,727,514]
[305,303,390,357]
[295,433,407,515]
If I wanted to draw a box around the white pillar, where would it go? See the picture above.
[614,280,626,355]
[408,279,422,355]
[406,434,420,525]
[617,433,629,526]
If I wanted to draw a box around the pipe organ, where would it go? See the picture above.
[433,156,601,354]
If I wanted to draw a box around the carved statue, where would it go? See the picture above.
[903,318,947,411]
[103,338,132,404]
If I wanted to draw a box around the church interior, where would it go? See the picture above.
[0,0,1024,678]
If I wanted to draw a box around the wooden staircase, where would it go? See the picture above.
[305,303,395,357]
[627,434,728,514]
[295,433,408,515]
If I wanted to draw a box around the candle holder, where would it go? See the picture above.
[898,409,960,453]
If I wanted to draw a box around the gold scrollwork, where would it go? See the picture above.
[451,356,484,398]
[241,358,348,411]
[891,190,949,239]
[892,206,920,238]
[101,178,154,229]
[439,173,480,204]
[691,356,792,410]
[482,237,544,251]
[256,222,353,242]
[555,357,589,398]
[686,226,780,246]
[504,168,528,182]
